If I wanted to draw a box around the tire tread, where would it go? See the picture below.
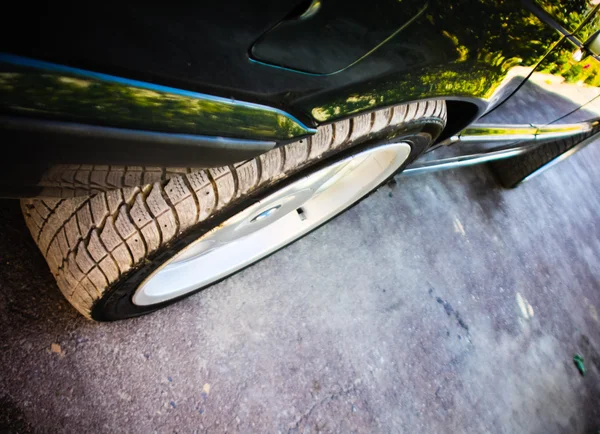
[489,128,599,187]
[21,101,446,318]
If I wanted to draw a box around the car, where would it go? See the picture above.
[1,0,599,320]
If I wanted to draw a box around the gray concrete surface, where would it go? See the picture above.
[1,143,599,433]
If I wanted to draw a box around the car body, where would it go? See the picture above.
[3,1,600,320]
[1,0,599,197]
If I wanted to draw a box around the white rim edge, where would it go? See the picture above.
[133,142,412,306]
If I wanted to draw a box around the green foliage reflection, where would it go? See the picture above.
[0,68,308,140]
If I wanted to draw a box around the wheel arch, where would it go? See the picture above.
[438,99,482,144]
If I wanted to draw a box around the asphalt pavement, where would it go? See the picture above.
[1,141,599,433]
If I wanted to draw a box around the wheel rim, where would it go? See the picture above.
[133,142,412,306]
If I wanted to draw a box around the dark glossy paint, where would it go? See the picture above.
[0,0,572,128]
[555,90,600,123]
[0,54,314,141]
[295,0,573,123]
[0,0,598,198]
[251,0,427,75]
[482,0,600,125]
[534,0,598,33]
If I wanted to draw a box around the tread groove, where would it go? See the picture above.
[157,183,181,237]
[205,170,220,214]
[42,198,91,257]
[21,100,447,319]
[228,164,241,203]
[34,199,65,242]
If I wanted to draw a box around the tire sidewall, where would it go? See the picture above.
[92,120,442,320]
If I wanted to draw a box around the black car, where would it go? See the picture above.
[1,0,599,320]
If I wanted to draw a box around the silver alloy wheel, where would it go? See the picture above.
[133,142,412,306]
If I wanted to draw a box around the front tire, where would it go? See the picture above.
[21,100,446,320]
[489,127,600,188]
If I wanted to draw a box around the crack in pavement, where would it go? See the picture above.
[288,384,358,433]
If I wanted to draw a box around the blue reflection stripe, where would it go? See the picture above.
[0,53,317,134]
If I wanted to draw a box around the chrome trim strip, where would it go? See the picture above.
[439,120,599,146]
[0,53,317,141]
[405,128,600,176]
[535,123,597,137]
[402,143,539,176]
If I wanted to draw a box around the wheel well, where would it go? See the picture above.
[437,100,480,143]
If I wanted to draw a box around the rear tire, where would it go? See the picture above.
[489,127,599,188]
[21,100,446,320]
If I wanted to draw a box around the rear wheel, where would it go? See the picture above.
[21,100,446,320]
